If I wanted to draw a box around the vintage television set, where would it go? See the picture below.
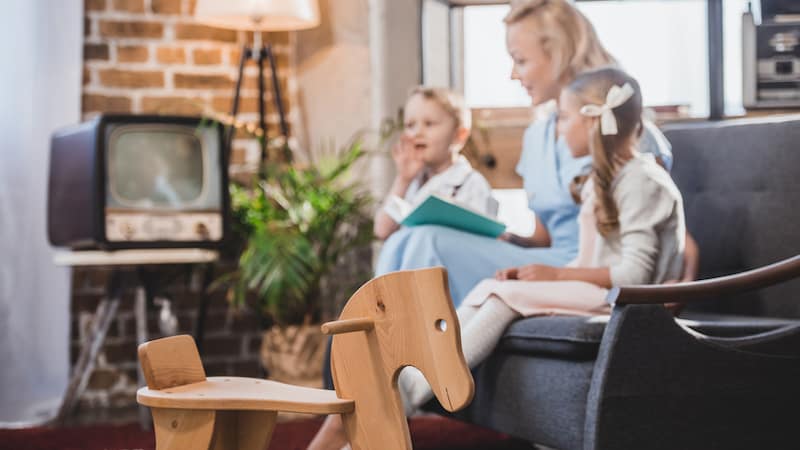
[48,115,228,250]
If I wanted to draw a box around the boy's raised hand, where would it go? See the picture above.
[392,134,425,182]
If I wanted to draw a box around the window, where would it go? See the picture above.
[578,1,709,117]
[454,0,752,118]
[723,0,751,116]
[463,5,528,108]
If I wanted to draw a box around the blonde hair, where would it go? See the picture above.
[504,0,615,84]
[566,67,643,237]
[407,86,472,131]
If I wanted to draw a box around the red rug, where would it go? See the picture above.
[0,416,531,450]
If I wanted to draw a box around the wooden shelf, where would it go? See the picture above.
[53,248,218,267]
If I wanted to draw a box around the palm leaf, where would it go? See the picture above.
[221,140,374,325]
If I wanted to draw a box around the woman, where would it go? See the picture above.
[375,0,677,306]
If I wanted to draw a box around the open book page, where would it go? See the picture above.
[385,193,493,221]
[385,194,491,221]
[398,194,506,238]
[436,195,490,216]
[492,189,535,237]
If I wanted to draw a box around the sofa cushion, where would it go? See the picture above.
[500,314,800,360]
[499,315,608,360]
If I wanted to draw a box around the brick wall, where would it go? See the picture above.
[70,266,263,412]
[74,0,294,413]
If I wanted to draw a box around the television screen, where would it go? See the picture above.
[105,124,222,210]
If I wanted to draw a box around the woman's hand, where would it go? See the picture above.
[496,264,560,281]
[498,215,552,248]
[498,232,521,245]
[658,232,700,316]
[498,232,539,248]
[681,232,700,282]
[392,134,424,182]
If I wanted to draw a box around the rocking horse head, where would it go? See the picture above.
[323,267,474,450]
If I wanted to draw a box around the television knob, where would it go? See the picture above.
[120,222,135,240]
[195,222,210,239]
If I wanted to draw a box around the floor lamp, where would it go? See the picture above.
[195,0,320,164]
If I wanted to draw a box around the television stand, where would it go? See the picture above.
[52,248,218,427]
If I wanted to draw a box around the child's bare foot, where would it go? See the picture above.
[307,414,349,450]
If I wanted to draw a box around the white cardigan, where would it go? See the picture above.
[572,154,686,287]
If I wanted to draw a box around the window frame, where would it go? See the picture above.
[421,0,727,120]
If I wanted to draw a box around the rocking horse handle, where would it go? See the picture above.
[321,318,375,335]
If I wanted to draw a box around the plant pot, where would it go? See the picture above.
[260,323,327,388]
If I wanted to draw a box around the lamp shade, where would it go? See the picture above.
[194,0,320,31]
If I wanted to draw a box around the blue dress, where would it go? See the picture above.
[375,113,673,305]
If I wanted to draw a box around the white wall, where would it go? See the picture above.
[292,0,421,198]
[293,0,373,157]
[0,0,82,425]
[367,0,421,197]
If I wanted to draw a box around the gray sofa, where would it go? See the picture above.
[436,115,800,450]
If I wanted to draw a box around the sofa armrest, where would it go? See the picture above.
[606,255,800,305]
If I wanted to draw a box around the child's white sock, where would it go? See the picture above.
[457,303,480,325]
[398,295,520,414]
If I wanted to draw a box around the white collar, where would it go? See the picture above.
[534,99,558,122]
[425,155,474,187]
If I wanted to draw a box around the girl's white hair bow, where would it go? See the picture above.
[579,83,635,136]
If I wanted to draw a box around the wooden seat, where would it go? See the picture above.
[136,268,474,450]
[139,376,353,414]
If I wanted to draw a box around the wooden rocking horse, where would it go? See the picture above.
[136,267,475,450]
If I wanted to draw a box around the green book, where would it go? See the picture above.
[398,194,506,238]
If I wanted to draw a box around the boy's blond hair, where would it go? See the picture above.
[407,86,472,132]
[505,0,615,82]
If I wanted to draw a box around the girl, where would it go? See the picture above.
[373,86,495,241]
[401,67,686,410]
[373,0,689,306]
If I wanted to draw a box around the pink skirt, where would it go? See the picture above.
[462,279,611,317]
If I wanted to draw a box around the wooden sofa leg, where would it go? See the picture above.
[211,410,277,450]
[151,408,215,450]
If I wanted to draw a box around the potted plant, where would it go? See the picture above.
[218,139,374,387]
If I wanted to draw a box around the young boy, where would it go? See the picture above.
[374,86,496,240]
